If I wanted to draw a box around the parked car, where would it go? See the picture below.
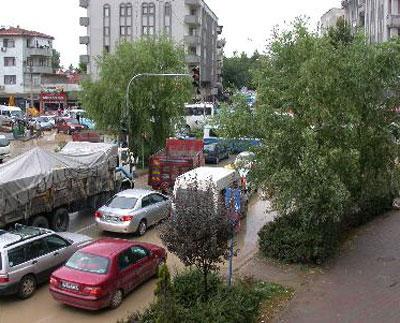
[0,224,92,299]
[35,116,54,131]
[95,189,171,236]
[49,238,167,310]
[0,135,10,163]
[204,142,229,164]
[56,118,85,134]
[72,131,102,143]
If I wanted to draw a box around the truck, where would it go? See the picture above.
[0,142,134,232]
[148,138,205,191]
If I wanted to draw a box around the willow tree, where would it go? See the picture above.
[79,37,192,160]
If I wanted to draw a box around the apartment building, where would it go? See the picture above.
[342,0,400,43]
[0,27,54,106]
[320,8,346,33]
[79,0,224,98]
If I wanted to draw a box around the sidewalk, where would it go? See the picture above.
[273,211,400,323]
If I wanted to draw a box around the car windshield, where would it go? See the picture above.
[106,196,137,209]
[10,111,22,118]
[204,145,216,152]
[66,251,109,274]
[0,138,9,147]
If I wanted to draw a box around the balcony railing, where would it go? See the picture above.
[387,14,400,28]
[80,55,90,64]
[80,36,90,45]
[80,17,89,27]
[27,47,52,57]
[184,35,200,45]
[80,0,88,8]
[185,0,201,7]
[25,66,53,74]
[185,54,201,64]
[184,15,200,25]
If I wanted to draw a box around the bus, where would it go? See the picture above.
[184,102,216,132]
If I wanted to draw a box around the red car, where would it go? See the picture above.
[56,118,85,134]
[49,238,167,310]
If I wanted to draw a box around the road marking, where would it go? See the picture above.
[75,222,97,234]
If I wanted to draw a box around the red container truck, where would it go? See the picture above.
[148,139,205,191]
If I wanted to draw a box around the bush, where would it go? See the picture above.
[258,213,340,264]
[130,270,289,323]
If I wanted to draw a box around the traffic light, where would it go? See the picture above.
[192,66,201,95]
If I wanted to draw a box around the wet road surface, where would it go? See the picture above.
[0,133,275,323]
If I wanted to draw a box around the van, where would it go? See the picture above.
[0,106,23,126]
[174,167,248,217]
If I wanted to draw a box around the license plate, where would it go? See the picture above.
[61,281,79,291]
[103,215,118,222]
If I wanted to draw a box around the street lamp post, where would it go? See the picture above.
[124,73,191,168]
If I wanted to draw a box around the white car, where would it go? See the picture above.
[0,135,11,163]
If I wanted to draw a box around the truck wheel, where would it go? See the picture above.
[51,208,70,232]
[31,216,49,229]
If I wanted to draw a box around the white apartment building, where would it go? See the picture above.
[0,27,54,106]
[79,0,224,98]
[320,8,346,33]
[342,0,400,43]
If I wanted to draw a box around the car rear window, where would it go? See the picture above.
[106,196,137,209]
[66,251,109,274]
[0,138,9,147]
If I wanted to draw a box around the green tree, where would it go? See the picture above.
[222,51,261,90]
[218,19,400,263]
[79,37,191,160]
[51,49,61,70]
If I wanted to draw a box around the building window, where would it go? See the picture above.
[4,75,16,85]
[4,57,16,66]
[142,2,156,36]
[104,4,111,52]
[120,3,133,40]
[3,39,15,48]
[164,2,172,36]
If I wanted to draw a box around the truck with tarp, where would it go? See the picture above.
[0,142,133,232]
[148,139,205,192]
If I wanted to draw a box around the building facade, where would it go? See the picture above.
[79,0,224,98]
[342,0,400,43]
[320,8,346,33]
[0,27,54,106]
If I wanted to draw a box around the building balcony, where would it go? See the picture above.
[184,35,200,45]
[184,15,200,26]
[80,36,90,45]
[26,47,52,57]
[80,55,90,64]
[388,14,400,28]
[79,0,89,8]
[80,17,90,27]
[25,66,53,74]
[217,39,226,48]
[185,54,201,64]
[185,0,201,7]
[217,25,223,35]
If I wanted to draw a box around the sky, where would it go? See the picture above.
[0,0,341,67]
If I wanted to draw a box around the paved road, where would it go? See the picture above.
[0,142,273,323]
[278,211,400,323]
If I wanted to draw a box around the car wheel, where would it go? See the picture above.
[51,208,70,232]
[137,220,147,236]
[17,275,37,299]
[67,129,71,135]
[30,215,49,229]
[110,289,123,309]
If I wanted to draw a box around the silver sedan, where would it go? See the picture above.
[95,189,171,235]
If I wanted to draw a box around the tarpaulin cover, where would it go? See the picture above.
[0,142,117,220]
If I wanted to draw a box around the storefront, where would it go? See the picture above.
[40,91,67,113]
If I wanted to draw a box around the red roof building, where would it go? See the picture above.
[0,26,54,40]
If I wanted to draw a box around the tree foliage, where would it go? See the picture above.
[79,37,192,159]
[160,178,232,297]
[51,49,61,70]
[223,51,261,90]
[218,19,400,263]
